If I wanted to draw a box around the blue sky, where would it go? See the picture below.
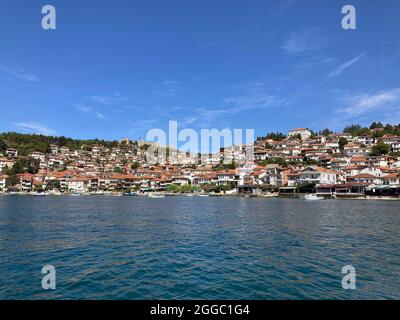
[1,0,400,141]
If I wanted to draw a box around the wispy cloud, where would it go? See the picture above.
[275,0,302,15]
[130,119,159,138]
[282,28,328,56]
[339,88,400,117]
[14,122,57,135]
[75,104,106,119]
[154,78,181,97]
[90,92,127,105]
[180,116,197,127]
[0,65,38,82]
[195,81,290,122]
[328,53,365,78]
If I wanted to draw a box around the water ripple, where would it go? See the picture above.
[0,196,399,299]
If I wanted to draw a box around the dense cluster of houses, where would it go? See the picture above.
[1,127,400,197]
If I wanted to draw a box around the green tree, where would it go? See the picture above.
[47,180,61,190]
[114,166,123,173]
[258,157,288,167]
[384,124,394,134]
[339,137,349,152]
[131,162,140,170]
[8,158,40,174]
[320,128,333,137]
[370,122,384,129]
[257,132,286,141]
[0,139,7,152]
[6,175,19,187]
[343,124,370,137]
[212,162,237,171]
[141,144,151,151]
[370,142,391,156]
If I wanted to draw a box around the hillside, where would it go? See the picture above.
[0,132,121,156]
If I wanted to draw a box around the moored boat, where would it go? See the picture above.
[123,192,138,196]
[148,192,165,198]
[32,192,46,197]
[304,194,324,201]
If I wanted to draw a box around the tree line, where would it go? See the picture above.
[0,132,122,156]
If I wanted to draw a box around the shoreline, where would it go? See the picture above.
[1,192,399,201]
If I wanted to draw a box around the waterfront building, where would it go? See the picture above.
[299,166,337,185]
[0,174,8,190]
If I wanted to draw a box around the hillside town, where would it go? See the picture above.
[1,123,400,198]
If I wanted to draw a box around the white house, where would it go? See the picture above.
[5,148,18,157]
[299,167,337,185]
[0,157,14,172]
[355,135,375,145]
[30,152,46,162]
[66,177,89,193]
[0,174,7,190]
[216,170,240,186]
[289,128,312,140]
[381,173,400,185]
[359,167,384,177]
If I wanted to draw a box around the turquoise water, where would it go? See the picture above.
[0,196,399,299]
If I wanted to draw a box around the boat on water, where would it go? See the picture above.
[32,192,46,197]
[148,193,165,198]
[197,194,209,197]
[304,194,324,201]
[47,190,62,196]
[123,192,138,196]
[263,193,279,198]
[70,193,82,197]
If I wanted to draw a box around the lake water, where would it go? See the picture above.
[0,196,399,300]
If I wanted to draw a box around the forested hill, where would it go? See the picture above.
[0,132,121,156]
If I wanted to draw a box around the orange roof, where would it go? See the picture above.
[17,173,34,180]
[33,180,45,186]
[349,173,377,179]
[351,157,367,161]
[382,173,400,179]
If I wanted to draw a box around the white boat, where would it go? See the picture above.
[123,192,138,196]
[148,193,165,198]
[197,194,209,197]
[32,192,46,197]
[48,190,62,196]
[304,194,324,201]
